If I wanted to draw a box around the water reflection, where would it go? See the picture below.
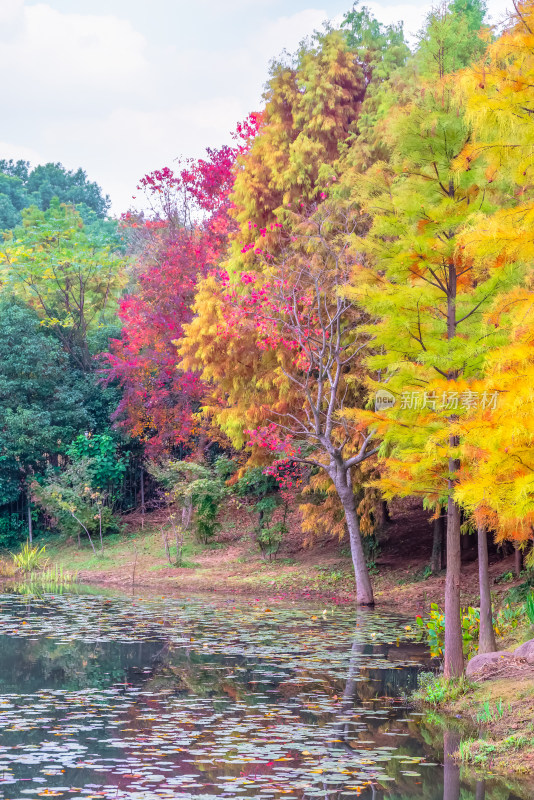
[0,591,530,800]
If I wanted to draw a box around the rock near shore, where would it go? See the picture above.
[513,638,534,664]
[466,651,515,678]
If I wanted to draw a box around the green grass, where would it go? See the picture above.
[458,734,534,768]
[412,672,474,706]
[42,525,225,578]
[476,699,506,724]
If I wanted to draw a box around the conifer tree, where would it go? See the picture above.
[416,0,488,79]
[348,82,516,675]
[451,1,534,569]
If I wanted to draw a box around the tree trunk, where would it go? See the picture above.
[140,467,145,530]
[27,498,33,545]
[431,510,445,575]
[162,530,171,564]
[380,499,391,525]
[443,730,461,800]
[71,512,96,554]
[514,545,523,577]
[477,525,496,654]
[444,265,463,678]
[444,493,464,678]
[475,779,486,800]
[337,628,367,741]
[335,471,374,606]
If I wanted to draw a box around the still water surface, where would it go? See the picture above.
[0,589,530,800]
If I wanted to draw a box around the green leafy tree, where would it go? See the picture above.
[0,159,110,229]
[149,458,234,547]
[449,0,488,30]
[0,173,27,229]
[0,302,91,513]
[32,458,120,552]
[235,468,285,559]
[0,200,127,370]
[67,433,127,503]
[335,4,413,172]
[341,3,410,86]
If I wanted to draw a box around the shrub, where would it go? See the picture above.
[149,458,232,547]
[495,602,523,637]
[67,433,127,500]
[236,468,287,560]
[504,576,534,604]
[0,514,29,550]
[415,603,481,658]
[31,459,121,553]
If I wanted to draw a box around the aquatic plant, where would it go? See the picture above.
[13,562,78,595]
[11,541,48,573]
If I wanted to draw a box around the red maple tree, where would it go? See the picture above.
[103,114,261,456]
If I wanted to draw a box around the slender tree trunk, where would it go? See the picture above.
[477,525,496,654]
[431,509,445,575]
[175,524,183,566]
[132,543,138,590]
[380,499,391,525]
[71,512,96,554]
[443,730,461,800]
[140,467,145,530]
[27,498,33,545]
[514,544,523,577]
[475,779,486,800]
[444,266,464,678]
[444,490,464,678]
[162,530,171,564]
[335,470,374,606]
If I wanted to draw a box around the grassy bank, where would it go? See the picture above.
[6,500,531,617]
[414,655,534,778]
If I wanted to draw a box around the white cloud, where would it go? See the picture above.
[250,8,329,59]
[0,0,23,22]
[0,3,148,93]
[0,0,24,40]
[354,2,432,43]
[194,0,278,9]
[0,0,518,215]
[0,141,43,165]
[42,98,247,212]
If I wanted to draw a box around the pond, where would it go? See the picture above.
[0,588,529,800]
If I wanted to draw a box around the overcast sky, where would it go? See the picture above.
[1,0,512,215]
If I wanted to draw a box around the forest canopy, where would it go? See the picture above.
[0,0,532,678]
